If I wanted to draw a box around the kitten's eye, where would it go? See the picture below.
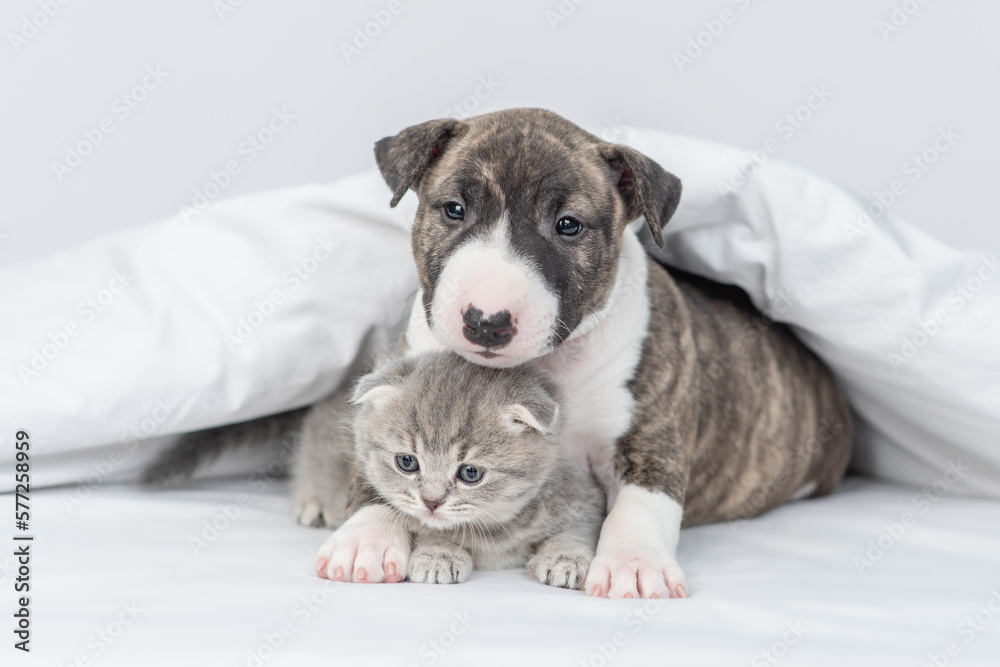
[443,202,465,221]
[395,454,419,473]
[457,464,484,484]
[555,216,583,236]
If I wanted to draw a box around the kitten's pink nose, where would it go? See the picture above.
[422,497,443,512]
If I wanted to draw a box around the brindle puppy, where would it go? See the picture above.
[314,108,852,599]
[144,109,852,600]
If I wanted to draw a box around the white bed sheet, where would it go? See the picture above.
[5,476,998,667]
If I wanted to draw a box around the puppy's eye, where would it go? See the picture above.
[443,202,465,221]
[555,216,582,236]
[457,464,484,484]
[395,454,419,473]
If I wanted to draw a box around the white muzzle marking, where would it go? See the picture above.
[430,215,559,368]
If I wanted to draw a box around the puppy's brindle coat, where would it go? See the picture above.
[334,109,851,599]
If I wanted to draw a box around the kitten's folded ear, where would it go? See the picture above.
[351,357,417,406]
[503,389,560,435]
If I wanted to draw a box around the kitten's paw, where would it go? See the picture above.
[407,547,473,584]
[314,506,410,583]
[584,548,687,599]
[528,550,591,590]
[295,490,347,529]
[296,497,327,528]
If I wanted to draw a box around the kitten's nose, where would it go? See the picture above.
[422,497,443,512]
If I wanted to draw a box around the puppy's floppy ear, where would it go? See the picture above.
[351,357,416,406]
[600,143,682,247]
[373,118,466,207]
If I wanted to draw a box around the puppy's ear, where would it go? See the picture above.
[374,119,466,207]
[351,357,416,406]
[600,144,682,247]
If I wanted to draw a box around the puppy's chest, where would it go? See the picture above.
[538,327,645,489]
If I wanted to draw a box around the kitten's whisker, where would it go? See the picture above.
[468,517,488,559]
[469,514,501,561]
[474,505,517,545]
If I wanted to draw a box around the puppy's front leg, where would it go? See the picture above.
[584,431,688,599]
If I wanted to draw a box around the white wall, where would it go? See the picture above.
[2,0,997,266]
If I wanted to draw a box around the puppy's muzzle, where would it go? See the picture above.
[462,306,516,349]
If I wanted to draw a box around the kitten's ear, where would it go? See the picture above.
[351,357,416,406]
[503,398,560,435]
[351,383,400,407]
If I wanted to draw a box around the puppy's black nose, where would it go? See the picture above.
[462,306,516,349]
[422,498,443,512]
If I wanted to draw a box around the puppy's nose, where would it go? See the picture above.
[422,497,443,512]
[462,306,516,348]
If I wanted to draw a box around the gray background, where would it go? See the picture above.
[2,0,996,266]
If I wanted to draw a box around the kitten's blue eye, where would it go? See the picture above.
[395,454,419,473]
[443,202,465,221]
[457,464,484,484]
[555,216,582,236]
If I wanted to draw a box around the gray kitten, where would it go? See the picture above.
[311,352,605,588]
[142,352,605,588]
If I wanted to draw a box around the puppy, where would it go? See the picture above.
[316,108,853,599]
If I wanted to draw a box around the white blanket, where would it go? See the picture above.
[626,128,1000,497]
[1,127,998,497]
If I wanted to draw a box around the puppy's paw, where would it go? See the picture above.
[408,546,473,584]
[314,506,410,583]
[528,549,590,590]
[584,547,687,599]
